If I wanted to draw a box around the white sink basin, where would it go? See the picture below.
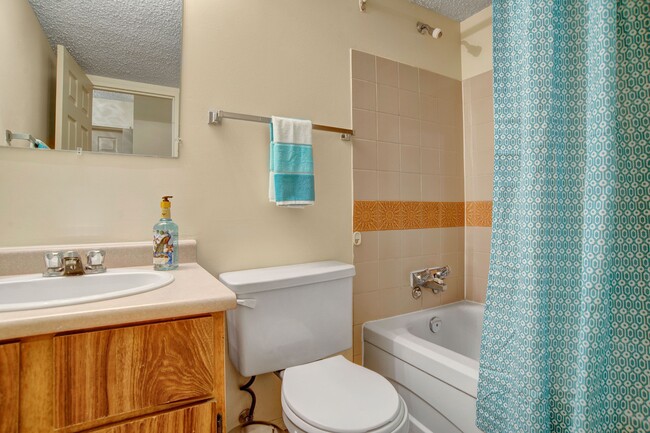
[0,270,174,312]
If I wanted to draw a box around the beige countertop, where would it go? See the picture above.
[0,263,237,341]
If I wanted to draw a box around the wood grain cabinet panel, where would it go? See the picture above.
[54,317,214,429]
[92,402,216,433]
[0,343,20,433]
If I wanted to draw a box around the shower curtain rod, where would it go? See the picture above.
[208,110,354,141]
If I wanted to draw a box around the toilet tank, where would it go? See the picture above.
[219,261,355,377]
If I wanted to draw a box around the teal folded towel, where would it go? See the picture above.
[269,116,314,207]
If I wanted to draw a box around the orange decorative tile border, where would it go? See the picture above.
[465,201,493,227]
[353,200,492,231]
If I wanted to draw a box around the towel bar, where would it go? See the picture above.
[208,110,353,141]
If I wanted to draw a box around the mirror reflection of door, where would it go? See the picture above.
[55,45,93,151]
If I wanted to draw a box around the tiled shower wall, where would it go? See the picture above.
[463,70,495,303]
[350,50,465,365]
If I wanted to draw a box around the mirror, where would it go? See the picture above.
[0,0,182,158]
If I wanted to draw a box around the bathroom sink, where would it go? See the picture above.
[0,270,174,312]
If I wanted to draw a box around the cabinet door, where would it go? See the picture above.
[0,343,19,433]
[54,317,214,429]
[92,402,216,433]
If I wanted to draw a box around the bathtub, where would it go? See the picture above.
[363,301,484,433]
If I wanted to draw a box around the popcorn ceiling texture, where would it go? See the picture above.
[28,0,182,87]
[410,0,491,21]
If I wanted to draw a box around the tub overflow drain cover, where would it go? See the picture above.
[429,317,442,333]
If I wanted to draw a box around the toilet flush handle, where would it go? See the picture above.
[236,298,257,309]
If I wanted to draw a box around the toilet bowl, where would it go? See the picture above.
[280,356,409,433]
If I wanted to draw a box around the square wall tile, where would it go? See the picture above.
[378,230,402,259]
[465,227,492,253]
[377,142,400,171]
[420,148,440,174]
[353,169,377,200]
[352,79,377,111]
[400,145,420,174]
[377,57,398,87]
[420,95,437,123]
[399,117,420,146]
[377,85,399,115]
[377,113,399,143]
[421,229,442,255]
[353,291,384,325]
[470,97,494,125]
[467,251,490,280]
[377,171,400,201]
[352,139,377,170]
[438,102,462,127]
[421,121,441,148]
[439,150,463,176]
[400,173,421,201]
[421,175,441,201]
[466,277,488,303]
[353,261,379,294]
[379,258,402,289]
[471,122,495,154]
[353,109,377,140]
[352,50,376,82]
[439,126,462,152]
[401,229,423,257]
[399,90,420,119]
[440,176,464,201]
[399,63,419,91]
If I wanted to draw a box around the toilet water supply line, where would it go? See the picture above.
[239,376,257,423]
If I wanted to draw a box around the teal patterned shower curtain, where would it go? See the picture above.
[477,1,649,432]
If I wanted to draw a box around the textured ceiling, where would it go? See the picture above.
[28,0,182,87]
[410,0,492,21]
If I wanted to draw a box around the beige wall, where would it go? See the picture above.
[460,6,493,81]
[461,8,494,303]
[0,0,461,428]
[0,0,55,147]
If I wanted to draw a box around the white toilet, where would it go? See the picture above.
[219,261,409,433]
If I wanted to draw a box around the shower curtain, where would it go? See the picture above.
[476,1,649,433]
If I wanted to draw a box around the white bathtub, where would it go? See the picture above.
[363,301,484,433]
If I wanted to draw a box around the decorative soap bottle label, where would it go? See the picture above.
[153,231,174,265]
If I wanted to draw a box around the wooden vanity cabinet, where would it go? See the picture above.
[0,343,20,433]
[4,312,226,433]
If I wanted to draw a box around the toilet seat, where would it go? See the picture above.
[281,356,408,433]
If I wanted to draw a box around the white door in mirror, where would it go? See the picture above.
[0,270,174,312]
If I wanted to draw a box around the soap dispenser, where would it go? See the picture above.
[153,196,178,270]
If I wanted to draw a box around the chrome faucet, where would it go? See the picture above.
[410,265,451,298]
[43,250,106,277]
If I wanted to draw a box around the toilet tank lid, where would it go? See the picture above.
[218,261,355,295]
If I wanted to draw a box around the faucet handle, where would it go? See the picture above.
[85,250,106,273]
[43,251,64,276]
